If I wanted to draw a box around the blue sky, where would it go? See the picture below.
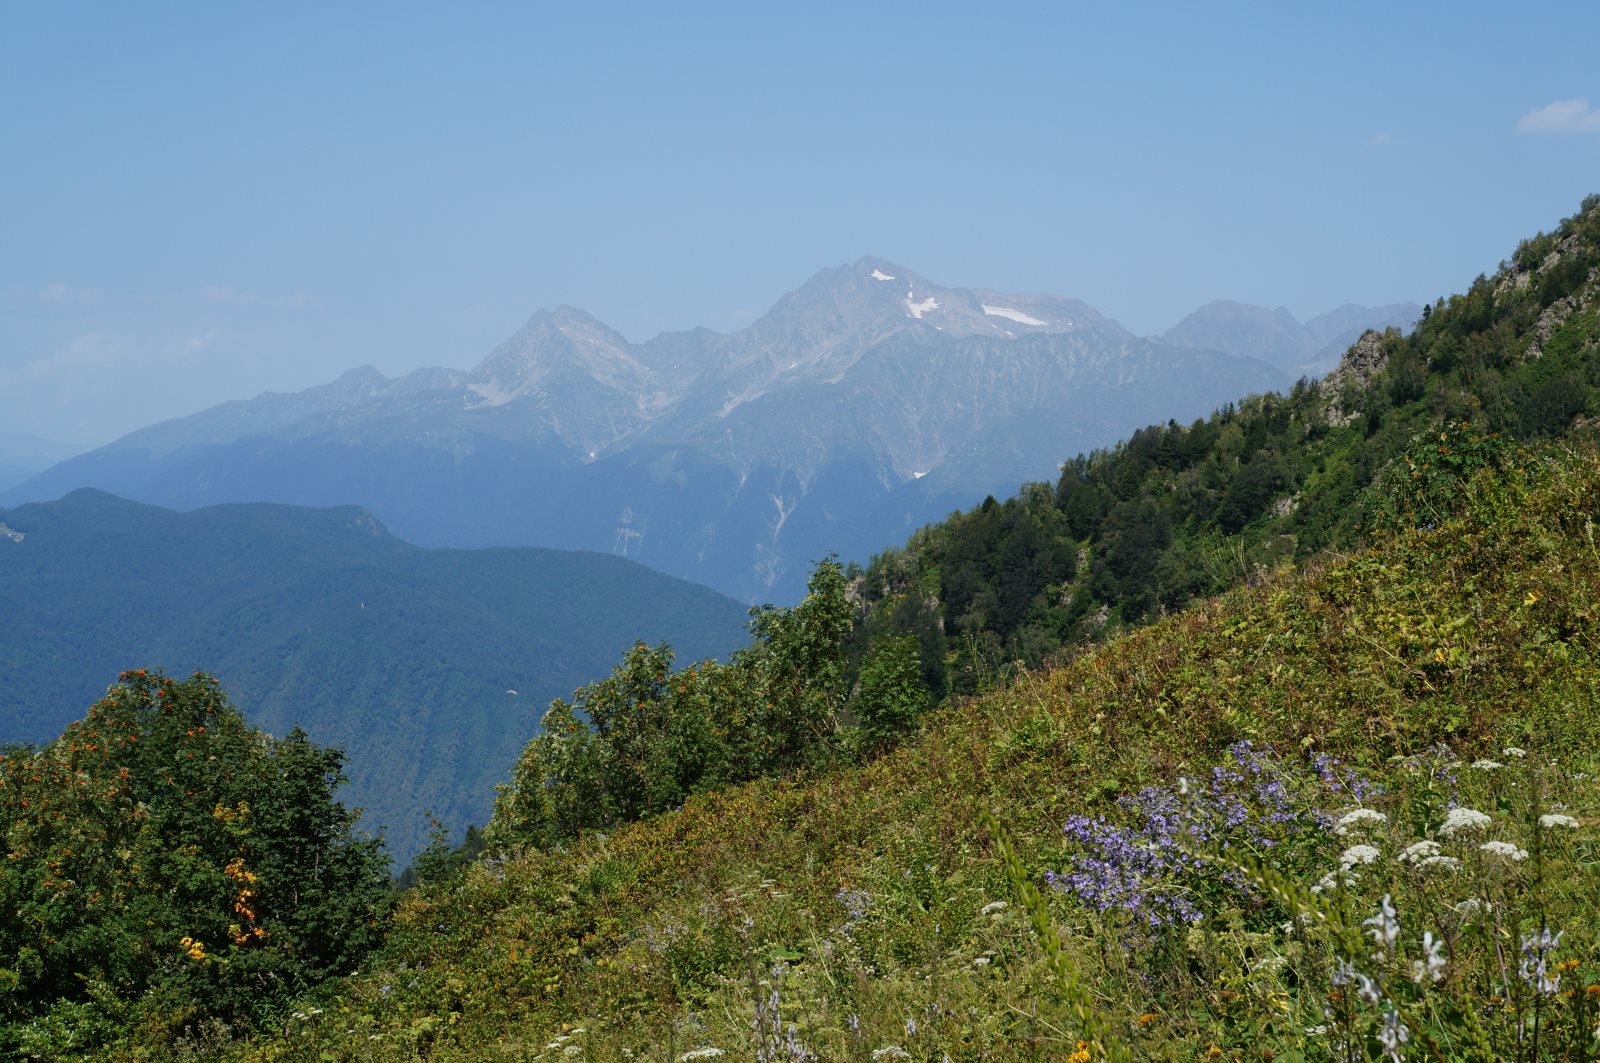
[3,2,1598,446]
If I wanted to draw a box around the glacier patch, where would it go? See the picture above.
[982,305,1046,326]
[905,290,941,319]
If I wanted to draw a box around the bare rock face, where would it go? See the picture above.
[1526,259,1599,361]
[1528,295,1580,361]
[1331,329,1391,387]
[1319,329,1391,426]
[0,522,25,543]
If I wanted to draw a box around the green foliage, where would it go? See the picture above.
[851,633,930,751]
[487,558,855,851]
[30,198,1600,1060]
[0,671,389,1055]
[215,443,1600,1061]
[745,556,854,769]
[1371,420,1512,530]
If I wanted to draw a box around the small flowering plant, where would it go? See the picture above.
[1047,741,1366,943]
[1039,739,1598,1057]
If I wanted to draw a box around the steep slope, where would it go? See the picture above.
[0,491,750,859]
[176,197,1600,1062]
[223,438,1600,1062]
[5,259,1310,603]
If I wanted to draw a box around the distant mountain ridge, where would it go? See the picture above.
[4,260,1413,601]
[1162,298,1421,374]
[0,490,750,860]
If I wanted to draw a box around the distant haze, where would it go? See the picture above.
[6,257,1414,603]
[2,6,1597,444]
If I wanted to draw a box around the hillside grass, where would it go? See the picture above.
[179,442,1600,1062]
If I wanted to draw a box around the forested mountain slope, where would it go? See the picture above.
[851,195,1600,693]
[0,490,749,859]
[13,199,1599,1061]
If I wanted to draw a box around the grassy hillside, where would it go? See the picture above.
[200,442,1600,1062]
[0,490,751,860]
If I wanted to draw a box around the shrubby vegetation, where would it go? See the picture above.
[485,560,864,851]
[0,671,389,1057]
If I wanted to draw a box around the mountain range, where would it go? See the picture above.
[0,490,749,859]
[1161,299,1420,374]
[3,261,1415,602]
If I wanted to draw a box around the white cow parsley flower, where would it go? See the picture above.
[1335,808,1388,835]
[1439,807,1492,837]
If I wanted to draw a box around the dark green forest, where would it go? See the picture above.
[0,491,750,859]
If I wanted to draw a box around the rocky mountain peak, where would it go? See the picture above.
[467,306,654,410]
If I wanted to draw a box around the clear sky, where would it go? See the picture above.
[3,2,1598,447]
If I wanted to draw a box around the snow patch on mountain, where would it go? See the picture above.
[870,268,896,281]
[905,291,941,319]
[982,305,1047,326]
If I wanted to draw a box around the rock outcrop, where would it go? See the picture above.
[1318,329,1392,426]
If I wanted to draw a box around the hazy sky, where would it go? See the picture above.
[3,3,1598,448]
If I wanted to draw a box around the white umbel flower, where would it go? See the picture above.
[1471,759,1504,770]
[1339,844,1382,869]
[1502,746,1527,758]
[1312,869,1359,894]
[1397,840,1442,864]
[1538,814,1580,829]
[1334,808,1389,835]
[679,1050,726,1061]
[1439,807,1492,837]
[1480,840,1529,861]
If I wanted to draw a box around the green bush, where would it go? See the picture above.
[0,671,389,1053]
